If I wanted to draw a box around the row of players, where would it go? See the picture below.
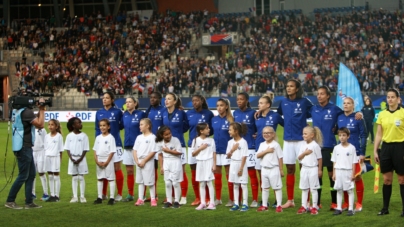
[33,113,358,215]
[32,78,368,213]
[27,80,403,216]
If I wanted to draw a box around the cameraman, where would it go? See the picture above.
[5,98,46,209]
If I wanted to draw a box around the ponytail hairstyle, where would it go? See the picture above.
[145,91,162,117]
[260,93,273,108]
[103,91,116,107]
[193,94,209,109]
[217,98,234,123]
[155,126,171,143]
[67,117,80,132]
[126,96,139,111]
[304,126,323,147]
[286,79,303,99]
[140,118,152,132]
[238,92,251,108]
[49,119,62,135]
[230,122,248,137]
[167,92,183,110]
[318,85,331,101]
[386,88,400,110]
[193,122,209,146]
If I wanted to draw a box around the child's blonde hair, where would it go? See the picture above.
[263,126,277,141]
[140,118,152,131]
[304,126,323,147]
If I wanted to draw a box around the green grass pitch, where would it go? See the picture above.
[0,122,402,226]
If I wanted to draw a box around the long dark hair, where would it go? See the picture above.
[155,126,170,143]
[192,94,209,109]
[145,91,162,117]
[229,122,248,136]
[167,92,183,109]
[103,91,116,107]
[286,79,303,99]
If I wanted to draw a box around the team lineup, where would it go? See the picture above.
[14,78,404,216]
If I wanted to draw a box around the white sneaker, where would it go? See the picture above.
[80,197,87,203]
[70,197,78,203]
[114,194,122,202]
[179,197,187,205]
[214,199,222,206]
[250,200,258,208]
[225,200,234,207]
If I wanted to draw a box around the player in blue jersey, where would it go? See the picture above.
[212,98,234,206]
[95,91,124,201]
[255,93,284,169]
[144,91,164,202]
[187,95,214,206]
[145,92,165,135]
[337,97,367,212]
[162,92,190,205]
[121,97,146,202]
[233,92,259,207]
[277,79,313,209]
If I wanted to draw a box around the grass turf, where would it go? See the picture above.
[0,122,403,227]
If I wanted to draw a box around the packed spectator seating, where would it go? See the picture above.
[11,8,404,98]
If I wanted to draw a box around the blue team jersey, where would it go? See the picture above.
[187,109,214,147]
[95,107,123,147]
[147,106,165,135]
[234,107,257,149]
[255,111,284,151]
[277,97,313,141]
[211,115,231,154]
[162,108,189,147]
[123,110,146,148]
[310,103,343,148]
[337,112,367,156]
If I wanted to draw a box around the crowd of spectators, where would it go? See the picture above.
[9,7,404,98]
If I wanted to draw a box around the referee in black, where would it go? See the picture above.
[374,88,404,216]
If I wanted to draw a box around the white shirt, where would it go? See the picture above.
[133,134,156,159]
[44,133,64,156]
[191,137,216,161]
[93,134,116,157]
[226,138,248,161]
[299,141,322,167]
[64,132,90,156]
[257,140,283,168]
[331,143,358,169]
[33,128,47,152]
[155,136,182,158]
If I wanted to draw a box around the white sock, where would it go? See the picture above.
[165,181,173,204]
[48,174,54,196]
[302,189,309,208]
[241,184,248,205]
[40,174,48,195]
[262,188,269,207]
[72,176,78,198]
[173,182,181,203]
[200,182,206,205]
[109,181,116,199]
[138,183,145,200]
[337,190,343,210]
[348,189,354,211]
[97,181,103,199]
[54,175,61,197]
[149,185,156,199]
[311,189,318,209]
[79,175,85,198]
[234,183,240,206]
[32,177,36,195]
[275,189,282,207]
[207,181,214,204]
